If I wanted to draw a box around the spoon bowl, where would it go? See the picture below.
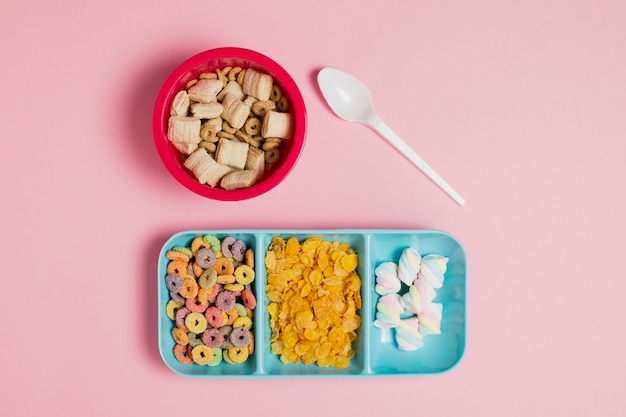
[317,67,465,206]
[318,68,376,123]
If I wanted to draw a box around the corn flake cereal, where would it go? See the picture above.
[265,237,361,368]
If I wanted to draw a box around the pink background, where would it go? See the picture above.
[2,0,625,415]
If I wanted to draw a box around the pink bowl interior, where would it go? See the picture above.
[153,47,307,201]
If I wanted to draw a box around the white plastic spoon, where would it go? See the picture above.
[317,67,465,206]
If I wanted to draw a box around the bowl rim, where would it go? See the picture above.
[152,47,307,201]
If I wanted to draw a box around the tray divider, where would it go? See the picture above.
[254,231,267,375]
[361,231,373,375]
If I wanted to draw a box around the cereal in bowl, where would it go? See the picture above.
[167,67,292,190]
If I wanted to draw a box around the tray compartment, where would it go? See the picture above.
[257,231,369,376]
[368,230,466,374]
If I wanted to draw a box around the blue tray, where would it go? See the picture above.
[157,229,467,377]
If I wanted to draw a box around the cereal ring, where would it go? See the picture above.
[174,344,192,364]
[216,67,228,82]
[197,287,211,304]
[225,307,239,325]
[224,283,244,292]
[198,268,218,289]
[234,265,255,285]
[207,283,220,301]
[191,344,214,365]
[217,131,235,139]
[180,276,199,299]
[221,121,237,134]
[219,326,234,349]
[192,262,203,278]
[175,307,190,329]
[277,95,290,112]
[195,247,216,269]
[251,100,271,117]
[205,306,225,328]
[233,303,247,318]
[165,274,184,292]
[187,332,202,347]
[184,312,208,334]
[235,130,261,147]
[165,299,182,320]
[203,235,222,255]
[216,274,236,285]
[230,327,252,348]
[207,347,223,366]
[200,124,218,142]
[170,291,185,305]
[265,148,280,164]
[241,289,257,310]
[222,349,235,364]
[199,140,217,153]
[244,248,254,268]
[228,67,242,81]
[221,237,236,258]
[166,249,190,263]
[230,240,247,262]
[237,68,247,84]
[201,328,224,348]
[167,260,187,275]
[171,328,189,345]
[216,291,236,312]
[185,296,209,313]
[270,85,282,102]
[174,246,193,257]
[191,236,208,255]
[214,258,234,276]
[233,316,253,330]
[227,346,249,363]
[244,117,262,136]
[262,137,281,151]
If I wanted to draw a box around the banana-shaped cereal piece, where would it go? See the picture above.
[191,102,224,119]
[242,68,273,101]
[168,116,201,146]
[220,170,258,190]
[187,79,223,103]
[245,146,265,182]
[170,90,190,116]
[184,148,234,187]
[261,111,292,139]
[221,94,250,130]
[215,138,249,170]
[217,80,245,102]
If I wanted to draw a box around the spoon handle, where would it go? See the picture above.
[367,115,466,206]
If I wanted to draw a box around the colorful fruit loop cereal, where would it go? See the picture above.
[164,235,257,366]
[265,237,361,368]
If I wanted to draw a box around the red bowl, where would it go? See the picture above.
[153,47,307,201]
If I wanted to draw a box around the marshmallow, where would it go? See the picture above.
[418,254,448,289]
[418,302,443,335]
[373,294,403,329]
[396,318,424,351]
[401,279,436,315]
[374,262,401,295]
[397,247,422,286]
